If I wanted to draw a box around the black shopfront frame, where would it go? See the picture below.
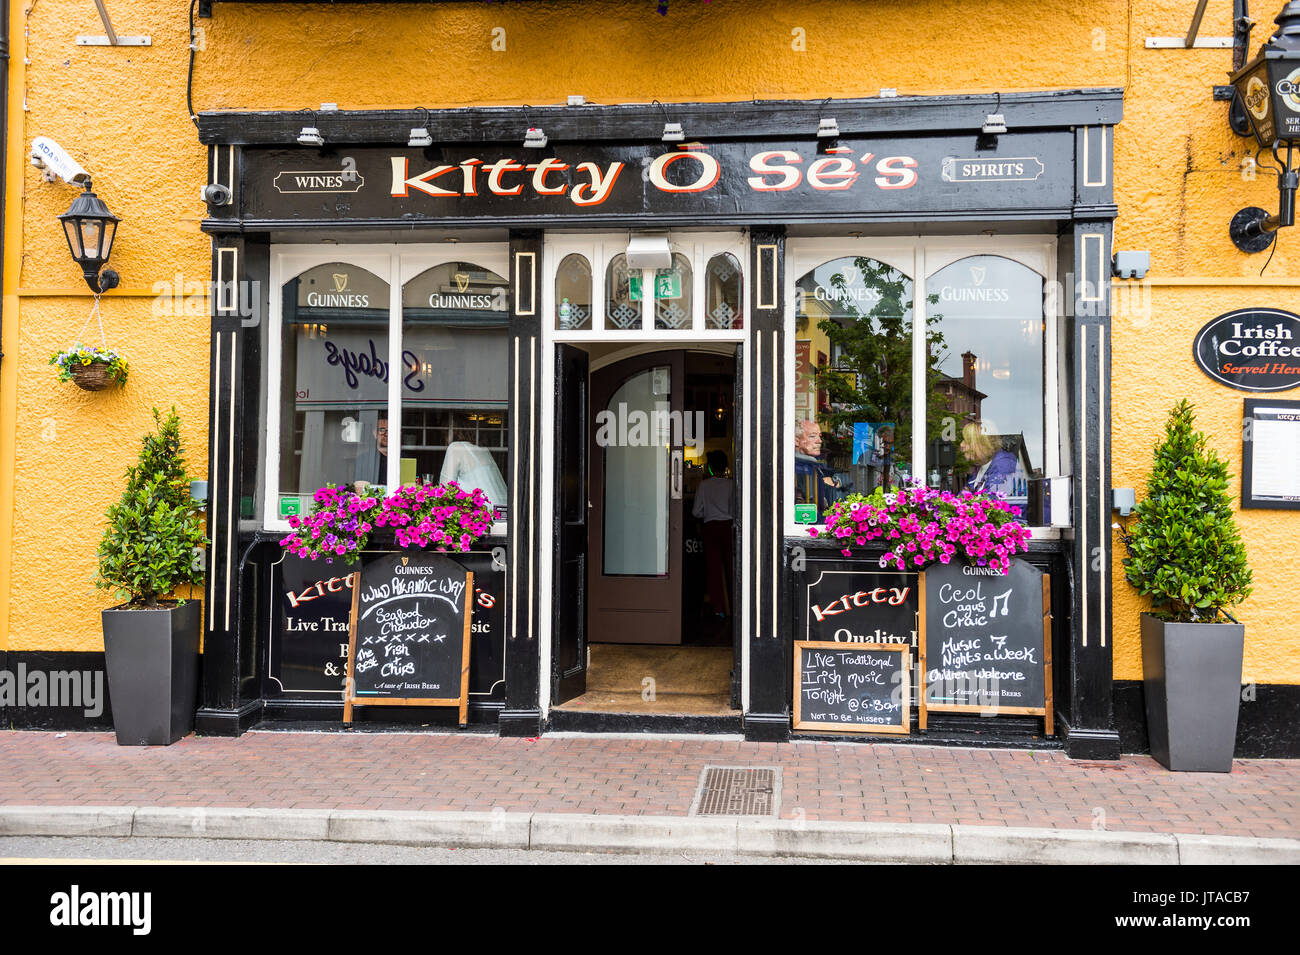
[195,90,1124,758]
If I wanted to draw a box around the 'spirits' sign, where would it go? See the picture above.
[1193,308,1300,392]
[239,134,1072,224]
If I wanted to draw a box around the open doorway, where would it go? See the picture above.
[552,345,740,717]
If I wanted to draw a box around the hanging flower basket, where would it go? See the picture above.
[50,345,129,391]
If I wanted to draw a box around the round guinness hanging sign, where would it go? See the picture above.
[1192,308,1300,392]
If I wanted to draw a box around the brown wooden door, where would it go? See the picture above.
[588,351,685,645]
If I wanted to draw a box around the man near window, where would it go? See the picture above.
[692,450,734,619]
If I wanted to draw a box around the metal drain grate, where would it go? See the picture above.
[690,766,781,817]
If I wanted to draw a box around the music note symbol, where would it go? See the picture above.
[991,589,1013,617]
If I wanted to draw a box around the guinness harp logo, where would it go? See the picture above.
[332,273,349,293]
[454,272,470,293]
[969,265,987,287]
[401,556,409,566]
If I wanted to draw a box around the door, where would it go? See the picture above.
[731,342,743,708]
[588,351,686,645]
[553,344,589,704]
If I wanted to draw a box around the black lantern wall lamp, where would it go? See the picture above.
[30,136,123,292]
[1229,1,1300,252]
[58,182,121,293]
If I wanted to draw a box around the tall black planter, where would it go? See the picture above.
[101,600,201,746]
[1140,614,1245,773]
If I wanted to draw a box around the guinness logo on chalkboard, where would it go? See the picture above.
[1193,308,1300,392]
[401,556,409,565]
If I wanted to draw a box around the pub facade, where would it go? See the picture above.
[1,1,1296,759]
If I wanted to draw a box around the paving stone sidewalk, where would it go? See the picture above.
[0,730,1295,839]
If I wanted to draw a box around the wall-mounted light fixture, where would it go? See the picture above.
[58,182,120,293]
[297,125,324,147]
[661,122,685,143]
[523,126,548,148]
[1228,2,1300,251]
[408,108,433,147]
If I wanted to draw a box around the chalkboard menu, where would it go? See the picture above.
[344,552,474,725]
[793,641,911,735]
[803,566,919,644]
[920,558,1052,733]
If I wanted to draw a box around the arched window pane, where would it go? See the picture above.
[654,252,693,330]
[399,261,510,515]
[925,255,1044,522]
[555,253,592,330]
[278,262,390,512]
[605,253,642,330]
[705,252,742,329]
[791,256,915,521]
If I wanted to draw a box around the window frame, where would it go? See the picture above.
[545,231,748,340]
[783,235,1061,539]
[264,242,510,536]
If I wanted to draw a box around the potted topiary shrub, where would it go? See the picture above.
[97,408,207,745]
[1118,400,1252,772]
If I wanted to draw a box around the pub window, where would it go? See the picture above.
[268,247,511,530]
[653,253,693,330]
[276,261,391,519]
[400,261,510,517]
[792,255,916,518]
[924,255,1045,523]
[555,253,592,330]
[605,253,643,330]
[705,252,743,329]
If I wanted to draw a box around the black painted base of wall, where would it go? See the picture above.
[0,651,114,730]
[549,710,744,735]
[1114,680,1300,759]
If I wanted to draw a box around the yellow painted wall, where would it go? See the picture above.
[1,1,1294,682]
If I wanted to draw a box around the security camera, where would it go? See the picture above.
[201,183,232,206]
[30,137,90,186]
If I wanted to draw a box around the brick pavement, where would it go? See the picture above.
[0,730,1295,838]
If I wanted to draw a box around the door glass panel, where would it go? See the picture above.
[278,262,390,517]
[602,366,670,575]
[605,253,643,330]
[706,252,742,329]
[792,256,915,521]
[555,253,592,330]
[653,253,693,330]
[925,255,1044,521]
[400,261,510,517]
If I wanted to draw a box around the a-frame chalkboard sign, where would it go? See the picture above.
[918,557,1053,735]
[343,552,473,726]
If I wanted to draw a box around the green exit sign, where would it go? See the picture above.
[629,271,683,301]
[794,503,818,524]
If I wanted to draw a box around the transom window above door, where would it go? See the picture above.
[546,233,747,337]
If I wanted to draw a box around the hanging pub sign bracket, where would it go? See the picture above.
[77,0,151,46]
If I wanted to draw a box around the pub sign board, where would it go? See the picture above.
[803,564,919,645]
[919,557,1053,734]
[237,133,1074,225]
[1193,308,1300,392]
[344,552,473,725]
[793,641,911,735]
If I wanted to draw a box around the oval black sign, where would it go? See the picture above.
[1193,308,1300,392]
